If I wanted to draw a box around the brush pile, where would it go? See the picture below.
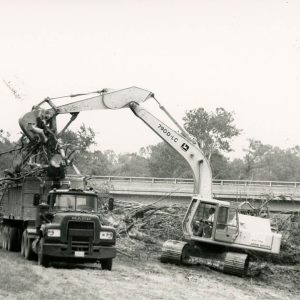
[99,199,186,259]
[268,213,300,264]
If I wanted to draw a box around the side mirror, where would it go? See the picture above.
[33,194,41,206]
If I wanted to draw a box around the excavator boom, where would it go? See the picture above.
[48,87,153,114]
[19,87,153,141]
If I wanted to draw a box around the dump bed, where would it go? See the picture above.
[1,176,85,221]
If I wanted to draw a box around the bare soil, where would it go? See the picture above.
[0,248,299,300]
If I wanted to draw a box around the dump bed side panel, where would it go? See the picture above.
[1,176,85,221]
[22,178,42,220]
[1,178,40,220]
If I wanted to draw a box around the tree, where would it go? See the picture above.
[60,124,96,153]
[60,124,99,174]
[147,142,191,178]
[242,139,273,179]
[231,139,300,181]
[60,124,96,163]
[210,152,231,179]
[112,152,150,177]
[75,150,113,176]
[183,107,241,161]
[0,130,15,173]
[226,158,246,180]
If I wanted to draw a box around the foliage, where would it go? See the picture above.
[183,107,241,160]
[4,116,300,182]
[0,130,15,173]
[111,153,150,177]
[75,150,113,176]
[147,142,191,178]
[230,139,300,181]
[210,152,231,179]
[60,124,96,153]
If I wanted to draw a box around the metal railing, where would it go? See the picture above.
[90,175,300,188]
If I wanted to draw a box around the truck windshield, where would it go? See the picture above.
[53,194,97,212]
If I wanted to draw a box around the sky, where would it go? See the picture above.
[0,0,300,159]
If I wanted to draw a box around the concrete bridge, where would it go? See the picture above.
[90,176,300,212]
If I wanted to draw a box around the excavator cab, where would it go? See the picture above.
[182,197,239,244]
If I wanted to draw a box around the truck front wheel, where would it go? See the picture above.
[100,258,113,271]
[38,238,49,268]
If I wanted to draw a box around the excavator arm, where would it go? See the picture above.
[17,86,212,198]
[128,102,212,198]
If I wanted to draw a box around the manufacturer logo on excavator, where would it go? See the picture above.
[181,143,189,152]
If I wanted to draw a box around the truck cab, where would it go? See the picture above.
[35,188,116,268]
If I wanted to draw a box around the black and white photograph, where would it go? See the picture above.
[0,1,299,299]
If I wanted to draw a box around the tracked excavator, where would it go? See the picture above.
[16,86,281,275]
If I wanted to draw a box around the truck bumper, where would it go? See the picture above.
[42,242,116,260]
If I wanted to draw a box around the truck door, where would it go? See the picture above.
[214,206,239,243]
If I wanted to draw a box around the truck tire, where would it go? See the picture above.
[100,258,112,270]
[37,238,49,268]
[24,231,35,260]
[21,231,26,257]
[2,226,8,250]
[7,227,18,252]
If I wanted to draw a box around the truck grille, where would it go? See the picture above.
[67,221,95,255]
[68,221,94,230]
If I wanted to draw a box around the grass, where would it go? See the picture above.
[0,249,298,300]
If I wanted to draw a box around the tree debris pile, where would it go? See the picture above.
[272,213,300,264]
[99,199,186,259]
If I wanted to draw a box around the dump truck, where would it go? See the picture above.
[0,175,116,269]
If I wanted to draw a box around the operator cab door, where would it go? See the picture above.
[214,206,239,243]
[191,202,217,239]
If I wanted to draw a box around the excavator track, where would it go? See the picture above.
[161,241,249,277]
[223,252,249,276]
[160,240,189,264]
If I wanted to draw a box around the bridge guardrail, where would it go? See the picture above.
[90,176,300,188]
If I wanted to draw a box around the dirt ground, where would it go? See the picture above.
[0,248,299,300]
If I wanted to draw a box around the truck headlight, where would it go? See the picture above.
[47,229,61,237]
[100,231,113,240]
